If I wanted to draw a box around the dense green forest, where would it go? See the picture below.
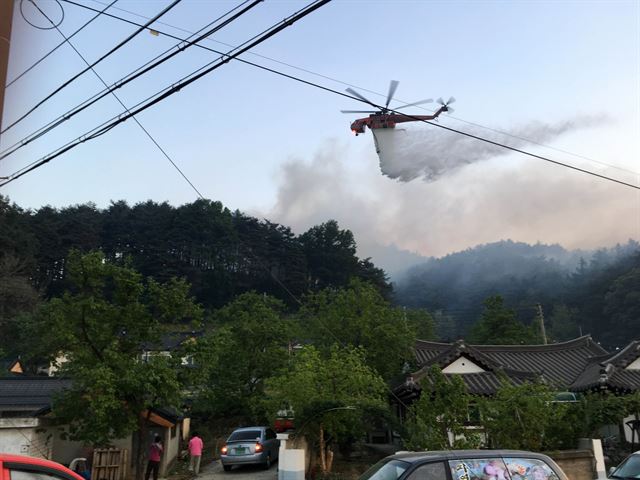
[395,239,640,349]
[2,195,638,352]
[0,195,390,310]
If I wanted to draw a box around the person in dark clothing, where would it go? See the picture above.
[145,435,163,480]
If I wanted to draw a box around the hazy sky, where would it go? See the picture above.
[1,0,639,273]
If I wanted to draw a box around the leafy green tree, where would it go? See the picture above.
[29,251,202,479]
[190,292,295,421]
[603,266,640,345]
[547,304,580,342]
[299,279,416,382]
[299,220,391,296]
[403,366,480,450]
[468,295,540,345]
[478,380,563,451]
[264,345,387,474]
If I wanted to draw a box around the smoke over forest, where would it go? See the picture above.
[374,116,602,181]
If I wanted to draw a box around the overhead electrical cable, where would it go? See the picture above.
[6,0,119,88]
[1,0,184,135]
[0,0,332,187]
[22,0,264,200]
[4,2,636,191]
[64,0,640,178]
[0,0,264,162]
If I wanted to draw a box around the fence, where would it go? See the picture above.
[91,448,128,480]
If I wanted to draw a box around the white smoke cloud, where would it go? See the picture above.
[374,117,603,181]
[264,123,639,275]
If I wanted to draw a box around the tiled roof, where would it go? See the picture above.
[571,340,640,392]
[0,377,71,414]
[413,336,608,395]
[142,331,202,351]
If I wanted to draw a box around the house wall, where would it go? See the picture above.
[0,418,53,459]
[442,357,485,374]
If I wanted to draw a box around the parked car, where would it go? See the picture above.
[220,426,280,471]
[358,450,569,480]
[0,454,85,480]
[609,451,640,479]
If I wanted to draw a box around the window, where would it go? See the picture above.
[9,467,74,480]
[171,425,177,438]
[611,453,640,479]
[228,430,262,441]
[449,458,509,480]
[360,459,411,480]
[407,462,446,480]
[503,458,560,480]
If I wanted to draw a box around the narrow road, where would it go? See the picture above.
[198,459,278,480]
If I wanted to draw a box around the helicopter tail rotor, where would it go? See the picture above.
[437,96,456,113]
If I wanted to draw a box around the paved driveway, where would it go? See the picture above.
[198,459,277,480]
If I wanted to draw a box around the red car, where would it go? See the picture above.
[0,454,85,480]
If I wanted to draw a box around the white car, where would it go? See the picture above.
[220,426,280,471]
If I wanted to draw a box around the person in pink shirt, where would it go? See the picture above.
[145,435,163,480]
[188,431,204,475]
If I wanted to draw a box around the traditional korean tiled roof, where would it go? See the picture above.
[0,376,72,415]
[413,336,607,389]
[571,340,640,392]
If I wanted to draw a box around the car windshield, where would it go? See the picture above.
[611,455,640,479]
[228,430,262,442]
[359,459,411,480]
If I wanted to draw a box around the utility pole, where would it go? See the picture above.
[536,303,548,345]
[0,0,15,138]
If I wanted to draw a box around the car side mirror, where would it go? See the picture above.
[608,467,616,476]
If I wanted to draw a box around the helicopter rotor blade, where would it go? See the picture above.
[447,96,456,105]
[393,98,433,110]
[340,110,377,113]
[346,87,378,109]
[385,80,399,109]
[446,106,455,114]
[436,97,445,106]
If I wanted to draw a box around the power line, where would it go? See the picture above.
[1,0,184,135]
[44,2,639,190]
[0,0,332,187]
[3,20,638,194]
[0,0,264,162]
[73,0,640,178]
[6,0,118,88]
[23,0,262,200]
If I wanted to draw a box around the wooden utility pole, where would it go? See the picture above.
[536,303,548,345]
[0,0,15,138]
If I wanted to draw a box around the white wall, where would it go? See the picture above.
[442,357,485,374]
[0,418,52,459]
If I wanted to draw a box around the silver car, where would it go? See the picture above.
[220,426,280,471]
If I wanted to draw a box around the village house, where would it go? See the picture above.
[393,336,640,443]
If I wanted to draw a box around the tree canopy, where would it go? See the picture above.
[28,251,202,446]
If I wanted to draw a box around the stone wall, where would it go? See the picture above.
[548,450,596,480]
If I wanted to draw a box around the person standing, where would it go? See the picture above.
[188,431,203,475]
[145,435,163,480]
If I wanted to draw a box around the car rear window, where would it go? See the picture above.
[359,459,410,480]
[228,430,262,441]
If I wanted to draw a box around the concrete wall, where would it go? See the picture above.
[0,418,53,459]
[548,450,596,480]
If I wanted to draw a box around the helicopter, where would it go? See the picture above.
[341,80,455,135]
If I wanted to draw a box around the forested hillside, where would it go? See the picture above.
[2,195,638,351]
[0,196,390,311]
[394,240,640,348]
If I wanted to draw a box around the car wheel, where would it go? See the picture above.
[223,465,232,472]
[263,454,272,469]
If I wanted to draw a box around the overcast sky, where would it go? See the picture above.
[1,0,639,274]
